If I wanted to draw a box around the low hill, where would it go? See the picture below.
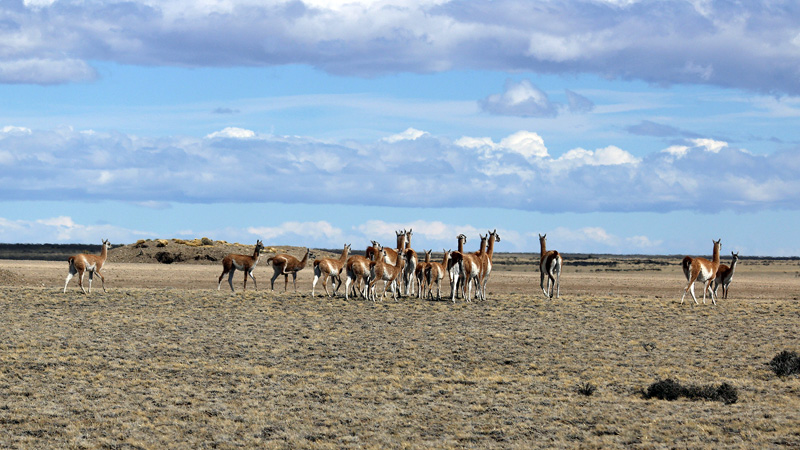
[0,240,336,265]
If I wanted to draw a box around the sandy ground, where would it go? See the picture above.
[2,257,800,449]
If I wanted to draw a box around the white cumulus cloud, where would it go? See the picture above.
[480,80,558,117]
[662,138,729,158]
[1,126,33,135]
[382,127,429,143]
[205,127,256,139]
[456,130,549,161]
[557,146,640,167]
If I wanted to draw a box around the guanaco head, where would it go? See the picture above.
[102,239,111,249]
[395,230,406,250]
[252,240,264,257]
[489,229,501,242]
[731,251,739,263]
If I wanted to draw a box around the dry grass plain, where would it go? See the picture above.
[1,254,800,449]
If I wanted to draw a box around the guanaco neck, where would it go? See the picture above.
[394,250,404,269]
[396,232,407,252]
[712,240,721,266]
[539,237,547,256]
[339,245,350,264]
[478,235,487,256]
[457,235,466,253]
[100,240,109,261]
[370,241,382,261]
[300,249,310,267]
[252,247,261,260]
[487,232,498,259]
[729,254,739,273]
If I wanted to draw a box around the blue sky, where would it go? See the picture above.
[2,0,800,256]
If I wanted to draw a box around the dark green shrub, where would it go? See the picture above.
[769,351,800,377]
[714,383,739,405]
[644,379,682,401]
[644,379,737,404]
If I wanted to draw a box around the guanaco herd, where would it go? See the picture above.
[63,234,741,305]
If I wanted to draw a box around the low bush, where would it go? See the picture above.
[644,379,738,404]
[769,351,800,377]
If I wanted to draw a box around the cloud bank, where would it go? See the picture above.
[2,125,798,214]
[2,0,800,94]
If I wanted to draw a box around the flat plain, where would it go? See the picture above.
[1,251,799,449]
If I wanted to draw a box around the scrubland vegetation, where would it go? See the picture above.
[0,256,799,448]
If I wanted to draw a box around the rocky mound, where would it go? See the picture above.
[109,238,335,265]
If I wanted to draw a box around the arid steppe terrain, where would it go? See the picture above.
[1,242,799,449]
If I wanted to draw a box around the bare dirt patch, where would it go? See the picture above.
[1,256,799,448]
